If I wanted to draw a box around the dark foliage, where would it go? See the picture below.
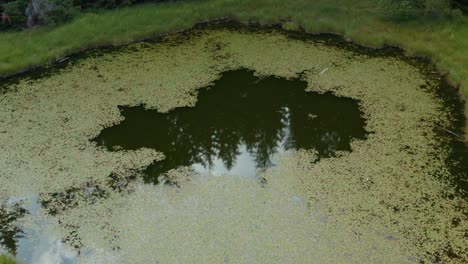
[0,0,464,31]
[0,0,176,30]
[452,0,468,13]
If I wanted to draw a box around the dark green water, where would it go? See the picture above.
[95,69,368,184]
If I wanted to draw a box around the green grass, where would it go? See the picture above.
[0,254,16,264]
[0,0,467,113]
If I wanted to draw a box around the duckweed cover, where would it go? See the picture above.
[0,24,466,263]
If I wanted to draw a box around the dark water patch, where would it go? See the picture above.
[94,69,368,184]
[430,77,468,198]
[447,139,468,197]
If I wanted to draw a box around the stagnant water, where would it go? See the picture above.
[95,69,368,184]
[1,22,467,262]
[0,69,368,259]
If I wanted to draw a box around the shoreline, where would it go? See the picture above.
[1,17,467,141]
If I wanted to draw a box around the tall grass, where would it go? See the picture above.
[0,254,16,264]
[0,0,467,112]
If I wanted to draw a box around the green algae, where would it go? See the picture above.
[0,26,467,263]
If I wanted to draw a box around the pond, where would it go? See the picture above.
[0,21,467,263]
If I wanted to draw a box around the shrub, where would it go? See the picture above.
[48,0,80,26]
[0,0,177,30]
[0,0,29,30]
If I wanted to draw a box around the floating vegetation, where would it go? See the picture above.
[0,23,466,263]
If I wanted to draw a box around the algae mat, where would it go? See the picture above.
[0,25,466,263]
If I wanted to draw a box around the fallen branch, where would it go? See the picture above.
[58,57,69,63]
[319,67,329,75]
[444,128,460,138]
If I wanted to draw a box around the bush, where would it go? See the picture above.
[0,0,29,30]
[0,0,175,30]
[48,0,80,26]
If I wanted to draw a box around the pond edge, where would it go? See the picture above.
[1,17,467,142]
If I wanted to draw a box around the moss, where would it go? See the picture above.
[1,28,466,262]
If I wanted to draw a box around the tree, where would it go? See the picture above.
[0,0,167,30]
[0,0,29,29]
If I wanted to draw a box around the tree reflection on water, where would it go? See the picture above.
[95,69,367,183]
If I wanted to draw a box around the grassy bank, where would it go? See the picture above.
[0,0,467,110]
[0,254,16,264]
